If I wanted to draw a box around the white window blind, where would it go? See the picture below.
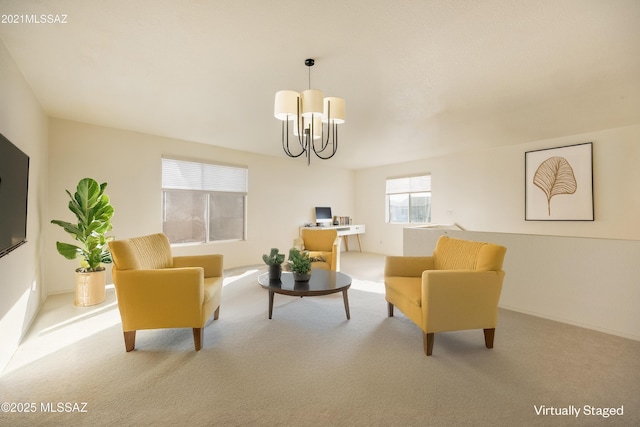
[162,158,247,193]
[386,175,431,195]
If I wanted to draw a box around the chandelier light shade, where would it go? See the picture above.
[301,89,323,117]
[274,58,345,165]
[323,97,345,124]
[274,90,298,120]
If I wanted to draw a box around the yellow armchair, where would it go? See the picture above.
[108,233,223,352]
[384,236,506,356]
[293,228,341,271]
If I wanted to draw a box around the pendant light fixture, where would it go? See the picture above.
[274,59,345,165]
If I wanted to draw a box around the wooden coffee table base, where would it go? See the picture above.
[265,288,350,320]
[259,270,352,320]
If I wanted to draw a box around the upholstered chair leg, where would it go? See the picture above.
[193,328,203,351]
[213,306,220,320]
[387,302,394,317]
[124,331,136,352]
[483,328,495,349]
[423,332,434,356]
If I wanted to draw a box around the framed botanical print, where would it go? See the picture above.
[525,142,594,221]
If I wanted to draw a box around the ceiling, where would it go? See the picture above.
[1,0,639,170]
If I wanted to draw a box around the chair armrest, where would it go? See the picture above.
[384,256,435,277]
[421,270,505,332]
[331,236,341,271]
[173,254,223,278]
[293,237,304,251]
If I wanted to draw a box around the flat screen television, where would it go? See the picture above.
[315,206,332,226]
[0,133,29,258]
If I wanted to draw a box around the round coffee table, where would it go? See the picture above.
[258,269,352,319]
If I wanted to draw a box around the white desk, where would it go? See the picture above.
[301,224,365,252]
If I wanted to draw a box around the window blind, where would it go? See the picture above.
[162,158,247,193]
[386,175,431,194]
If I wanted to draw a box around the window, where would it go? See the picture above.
[161,157,248,244]
[386,175,431,223]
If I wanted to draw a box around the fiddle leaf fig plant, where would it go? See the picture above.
[51,178,114,272]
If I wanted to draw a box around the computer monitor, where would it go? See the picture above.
[315,207,332,226]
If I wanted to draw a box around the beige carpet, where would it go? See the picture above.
[1,252,639,426]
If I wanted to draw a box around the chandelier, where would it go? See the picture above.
[274,59,345,165]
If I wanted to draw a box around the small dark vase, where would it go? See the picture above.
[269,264,282,281]
[293,271,311,282]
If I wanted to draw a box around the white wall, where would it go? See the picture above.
[0,41,49,372]
[47,119,355,293]
[404,228,640,341]
[354,125,640,255]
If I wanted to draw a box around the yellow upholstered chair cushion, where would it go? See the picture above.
[109,233,173,270]
[433,237,484,270]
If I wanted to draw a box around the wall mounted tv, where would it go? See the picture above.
[0,133,29,258]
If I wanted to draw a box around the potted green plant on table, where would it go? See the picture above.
[51,178,114,307]
[288,247,312,282]
[262,248,285,281]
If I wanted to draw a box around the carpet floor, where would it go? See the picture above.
[1,252,638,426]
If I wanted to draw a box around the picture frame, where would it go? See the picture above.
[525,142,594,221]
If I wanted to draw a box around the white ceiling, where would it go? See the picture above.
[1,0,639,170]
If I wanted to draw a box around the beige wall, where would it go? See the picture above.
[47,119,355,293]
[354,125,640,255]
[0,41,49,371]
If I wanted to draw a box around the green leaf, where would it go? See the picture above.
[68,197,86,225]
[56,242,84,260]
[94,196,114,220]
[76,178,101,210]
[50,220,82,238]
